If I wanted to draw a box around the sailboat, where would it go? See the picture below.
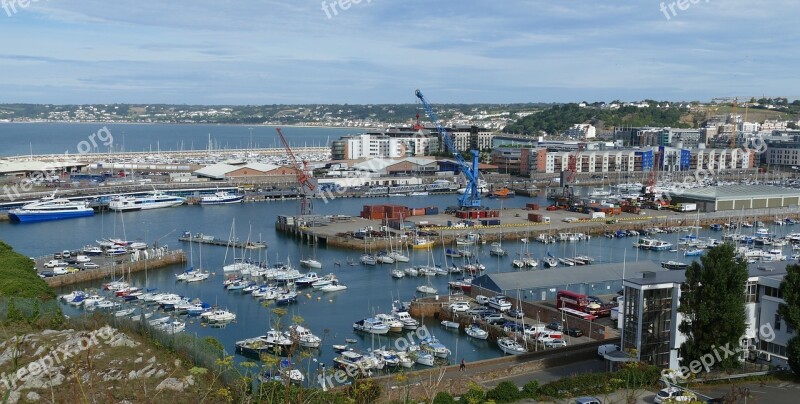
[542,251,558,268]
[300,243,322,269]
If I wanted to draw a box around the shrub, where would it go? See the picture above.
[461,382,486,404]
[522,380,540,398]
[486,381,521,402]
[433,391,457,404]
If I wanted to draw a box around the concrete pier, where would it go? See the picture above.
[42,250,186,288]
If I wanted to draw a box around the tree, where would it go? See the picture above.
[779,263,800,375]
[678,243,748,371]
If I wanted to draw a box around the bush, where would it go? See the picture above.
[461,382,486,404]
[433,391,457,404]
[522,380,540,398]
[486,381,521,403]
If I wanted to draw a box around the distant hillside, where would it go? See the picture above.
[503,103,694,135]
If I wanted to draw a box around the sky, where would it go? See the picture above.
[0,0,798,104]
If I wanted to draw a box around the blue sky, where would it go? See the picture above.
[0,0,798,104]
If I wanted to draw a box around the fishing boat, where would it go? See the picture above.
[497,337,527,355]
[411,238,435,250]
[109,189,186,211]
[333,350,374,376]
[420,336,451,358]
[201,309,237,323]
[200,190,243,205]
[465,324,489,340]
[8,192,94,223]
[392,309,419,330]
[295,272,321,287]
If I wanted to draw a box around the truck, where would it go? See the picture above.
[675,203,697,212]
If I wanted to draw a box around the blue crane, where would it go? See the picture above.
[415,89,482,208]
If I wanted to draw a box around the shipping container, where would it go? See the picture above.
[488,219,501,226]
[526,203,540,210]
[529,213,543,222]
[425,207,439,215]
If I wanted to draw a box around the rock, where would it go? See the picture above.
[134,357,143,364]
[148,356,156,364]
[32,346,46,357]
[25,391,40,401]
[154,369,167,378]
[128,370,138,380]
[155,378,186,392]
[5,390,19,404]
[106,333,138,348]
[40,329,61,336]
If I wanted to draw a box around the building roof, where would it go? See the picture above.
[0,160,88,174]
[242,162,281,173]
[472,260,666,293]
[624,260,789,286]
[352,158,398,172]
[194,163,238,179]
[679,185,800,202]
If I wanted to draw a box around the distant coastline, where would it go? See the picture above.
[0,121,377,131]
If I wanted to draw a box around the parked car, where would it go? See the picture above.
[654,387,694,403]
[467,307,491,316]
[566,328,584,337]
[53,252,62,259]
[537,331,563,344]
[44,260,68,268]
[52,267,67,275]
[81,262,99,269]
[62,250,71,258]
[449,302,470,313]
[65,267,80,274]
[544,339,567,348]
[507,308,524,319]
[573,397,602,404]
[39,271,54,278]
[546,322,563,331]
[475,295,489,305]
[484,313,505,325]
[75,255,91,263]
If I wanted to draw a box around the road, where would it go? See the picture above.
[480,359,606,389]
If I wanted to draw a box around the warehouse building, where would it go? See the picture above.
[670,185,800,212]
[470,261,666,303]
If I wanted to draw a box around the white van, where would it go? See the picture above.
[475,295,489,305]
[597,344,620,358]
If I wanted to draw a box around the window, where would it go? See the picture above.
[775,313,782,331]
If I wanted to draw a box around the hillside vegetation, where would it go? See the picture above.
[0,241,53,300]
[503,102,693,135]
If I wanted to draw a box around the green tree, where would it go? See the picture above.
[779,263,800,375]
[678,243,748,371]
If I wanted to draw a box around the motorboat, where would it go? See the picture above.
[264,330,294,352]
[360,254,377,266]
[411,238,435,250]
[684,249,704,257]
[235,336,271,357]
[465,324,489,340]
[276,291,299,305]
[440,320,460,329]
[391,269,405,279]
[488,295,512,312]
[420,336,451,358]
[407,345,435,366]
[201,309,237,323]
[299,258,322,269]
[661,261,688,270]
[295,272,321,287]
[186,302,212,316]
[522,257,539,268]
[310,274,337,289]
[109,190,186,212]
[353,318,390,334]
[374,313,404,333]
[200,190,243,205]
[157,320,186,335]
[396,351,414,368]
[392,310,419,330]
[445,248,463,258]
[114,308,136,317]
[289,325,321,348]
[8,192,94,223]
[497,337,527,355]
[372,349,401,367]
[333,350,373,376]
[319,281,347,292]
[511,259,525,268]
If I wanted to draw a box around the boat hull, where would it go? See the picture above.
[8,209,94,223]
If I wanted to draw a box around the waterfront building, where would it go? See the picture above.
[193,162,300,183]
[670,185,800,212]
[621,262,793,370]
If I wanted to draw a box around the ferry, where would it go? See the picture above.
[200,191,243,205]
[109,190,186,212]
[8,193,94,223]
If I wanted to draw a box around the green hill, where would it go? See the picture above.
[0,241,54,300]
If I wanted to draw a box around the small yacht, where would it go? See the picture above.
[497,337,527,355]
[353,317,390,334]
[465,324,489,340]
[8,192,94,223]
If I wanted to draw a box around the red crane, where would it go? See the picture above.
[276,127,315,215]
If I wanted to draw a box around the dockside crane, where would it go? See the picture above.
[415,89,482,209]
[276,127,316,216]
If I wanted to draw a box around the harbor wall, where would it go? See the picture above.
[44,250,186,288]
[375,339,605,401]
